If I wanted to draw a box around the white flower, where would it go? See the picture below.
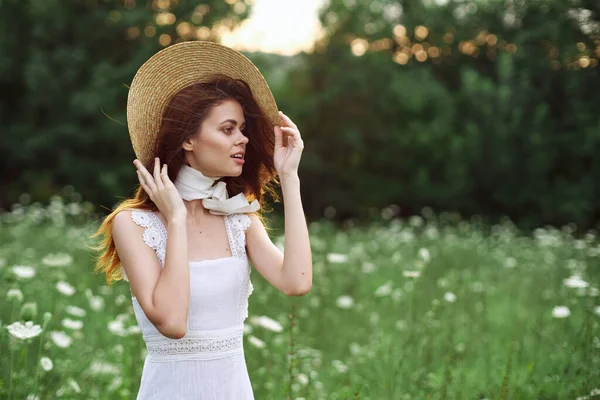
[127,325,141,335]
[327,253,348,263]
[85,289,105,311]
[361,262,376,274]
[444,292,457,303]
[395,320,407,331]
[89,360,120,375]
[69,378,81,393]
[89,296,104,311]
[108,320,127,336]
[61,318,83,330]
[403,270,421,278]
[332,359,349,373]
[50,331,73,348]
[552,306,571,318]
[349,342,361,356]
[563,275,589,289]
[336,295,354,309]
[248,335,266,348]
[503,257,517,268]
[418,247,431,262]
[7,288,24,302]
[56,281,75,296]
[65,305,86,318]
[108,376,123,392]
[12,265,36,279]
[6,321,43,339]
[409,215,423,227]
[26,395,40,400]
[594,306,600,317]
[374,281,393,297]
[41,252,73,267]
[256,316,284,332]
[296,373,309,386]
[243,323,253,334]
[40,356,53,371]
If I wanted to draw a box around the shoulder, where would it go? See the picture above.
[112,209,155,239]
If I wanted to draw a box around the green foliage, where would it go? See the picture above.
[1,200,600,398]
[2,0,600,229]
[286,0,600,228]
[0,0,246,211]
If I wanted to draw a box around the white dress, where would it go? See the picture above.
[121,209,255,400]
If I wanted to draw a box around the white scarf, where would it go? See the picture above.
[174,165,260,215]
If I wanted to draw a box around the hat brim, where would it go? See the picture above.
[127,41,280,167]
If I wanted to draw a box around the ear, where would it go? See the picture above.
[182,137,195,152]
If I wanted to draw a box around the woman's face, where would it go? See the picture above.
[183,99,248,178]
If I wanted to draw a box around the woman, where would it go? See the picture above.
[93,41,312,399]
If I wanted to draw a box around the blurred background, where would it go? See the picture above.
[2,1,600,399]
[2,0,599,229]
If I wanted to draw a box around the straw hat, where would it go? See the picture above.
[127,41,280,167]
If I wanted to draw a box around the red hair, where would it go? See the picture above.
[92,75,279,285]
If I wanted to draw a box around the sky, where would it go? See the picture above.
[220,0,326,55]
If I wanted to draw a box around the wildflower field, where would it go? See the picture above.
[1,196,599,399]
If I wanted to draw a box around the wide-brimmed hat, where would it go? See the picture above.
[126,40,280,167]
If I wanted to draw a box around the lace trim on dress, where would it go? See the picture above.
[120,210,167,283]
[224,213,251,260]
[144,326,244,362]
[133,210,167,265]
[225,213,254,324]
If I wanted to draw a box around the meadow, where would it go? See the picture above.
[1,195,599,399]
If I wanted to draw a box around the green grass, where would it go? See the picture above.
[1,196,599,399]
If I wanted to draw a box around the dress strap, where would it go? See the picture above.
[224,213,251,260]
[130,209,167,265]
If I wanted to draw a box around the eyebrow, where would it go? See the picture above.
[219,119,246,126]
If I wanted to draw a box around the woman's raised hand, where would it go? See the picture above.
[134,158,187,221]
[274,111,304,179]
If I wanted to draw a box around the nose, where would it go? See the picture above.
[237,129,249,145]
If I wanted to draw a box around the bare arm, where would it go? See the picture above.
[246,111,312,296]
[113,158,190,339]
[246,176,312,296]
[113,210,189,339]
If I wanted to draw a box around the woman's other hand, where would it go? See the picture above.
[274,111,304,180]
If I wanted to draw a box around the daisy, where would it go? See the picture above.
[327,253,348,263]
[248,335,266,349]
[444,292,457,303]
[56,281,75,296]
[6,321,43,339]
[40,357,54,371]
[50,331,73,348]
[552,306,570,318]
[12,265,36,279]
[256,316,284,332]
[336,295,354,309]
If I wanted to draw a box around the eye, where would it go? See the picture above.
[224,127,234,134]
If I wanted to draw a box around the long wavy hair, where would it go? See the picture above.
[92,74,280,285]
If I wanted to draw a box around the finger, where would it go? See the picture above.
[274,125,283,150]
[161,163,171,185]
[280,127,301,143]
[137,170,153,198]
[279,111,298,130]
[135,160,157,193]
[153,158,164,190]
[280,126,298,136]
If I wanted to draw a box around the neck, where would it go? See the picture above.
[183,199,210,221]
